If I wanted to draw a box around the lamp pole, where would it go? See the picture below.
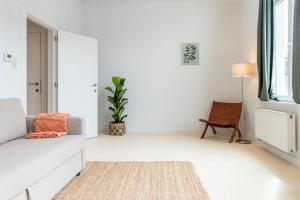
[241,76,244,133]
[232,63,255,144]
[241,77,244,103]
[235,76,252,144]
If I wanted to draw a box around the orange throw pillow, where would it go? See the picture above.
[34,113,68,133]
[25,113,68,139]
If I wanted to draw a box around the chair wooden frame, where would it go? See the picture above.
[199,101,242,143]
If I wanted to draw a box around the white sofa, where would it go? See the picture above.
[0,99,86,200]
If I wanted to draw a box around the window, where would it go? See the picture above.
[272,0,294,101]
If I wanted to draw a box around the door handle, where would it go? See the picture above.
[28,82,39,86]
[91,83,98,87]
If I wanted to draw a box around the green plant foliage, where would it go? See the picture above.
[105,76,128,123]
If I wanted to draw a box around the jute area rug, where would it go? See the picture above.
[53,161,209,200]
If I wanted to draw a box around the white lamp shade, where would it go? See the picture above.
[232,63,256,77]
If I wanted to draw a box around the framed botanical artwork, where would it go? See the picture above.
[181,43,199,65]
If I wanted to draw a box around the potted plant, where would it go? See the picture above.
[105,76,128,136]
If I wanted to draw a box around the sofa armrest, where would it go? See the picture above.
[68,117,85,136]
[26,116,35,133]
[26,116,85,136]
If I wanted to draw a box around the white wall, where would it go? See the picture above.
[240,0,300,167]
[0,0,82,107]
[82,0,242,133]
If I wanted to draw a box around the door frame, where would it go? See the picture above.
[26,15,58,113]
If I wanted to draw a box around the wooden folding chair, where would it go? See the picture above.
[199,101,242,143]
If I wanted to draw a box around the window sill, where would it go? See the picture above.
[266,100,297,106]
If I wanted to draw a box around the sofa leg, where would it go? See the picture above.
[76,172,81,176]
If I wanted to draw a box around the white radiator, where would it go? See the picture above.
[255,109,296,153]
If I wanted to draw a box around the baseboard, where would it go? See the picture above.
[99,126,202,135]
[98,127,107,134]
[244,133,300,168]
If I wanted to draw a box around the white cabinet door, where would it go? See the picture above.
[58,31,98,138]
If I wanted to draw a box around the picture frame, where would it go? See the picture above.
[181,43,199,65]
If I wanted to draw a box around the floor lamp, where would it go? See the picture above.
[232,63,256,144]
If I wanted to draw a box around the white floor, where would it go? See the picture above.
[86,132,300,200]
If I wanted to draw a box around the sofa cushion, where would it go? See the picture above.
[0,135,84,200]
[0,99,26,144]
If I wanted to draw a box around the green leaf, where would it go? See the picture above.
[121,115,128,121]
[112,76,121,87]
[120,78,126,86]
[105,87,114,94]
[109,107,116,112]
[116,85,123,92]
[119,89,127,98]
[120,98,128,104]
[119,101,128,108]
[121,98,128,101]
[107,98,114,105]
[117,108,125,118]
[107,99,117,108]
[111,114,118,121]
